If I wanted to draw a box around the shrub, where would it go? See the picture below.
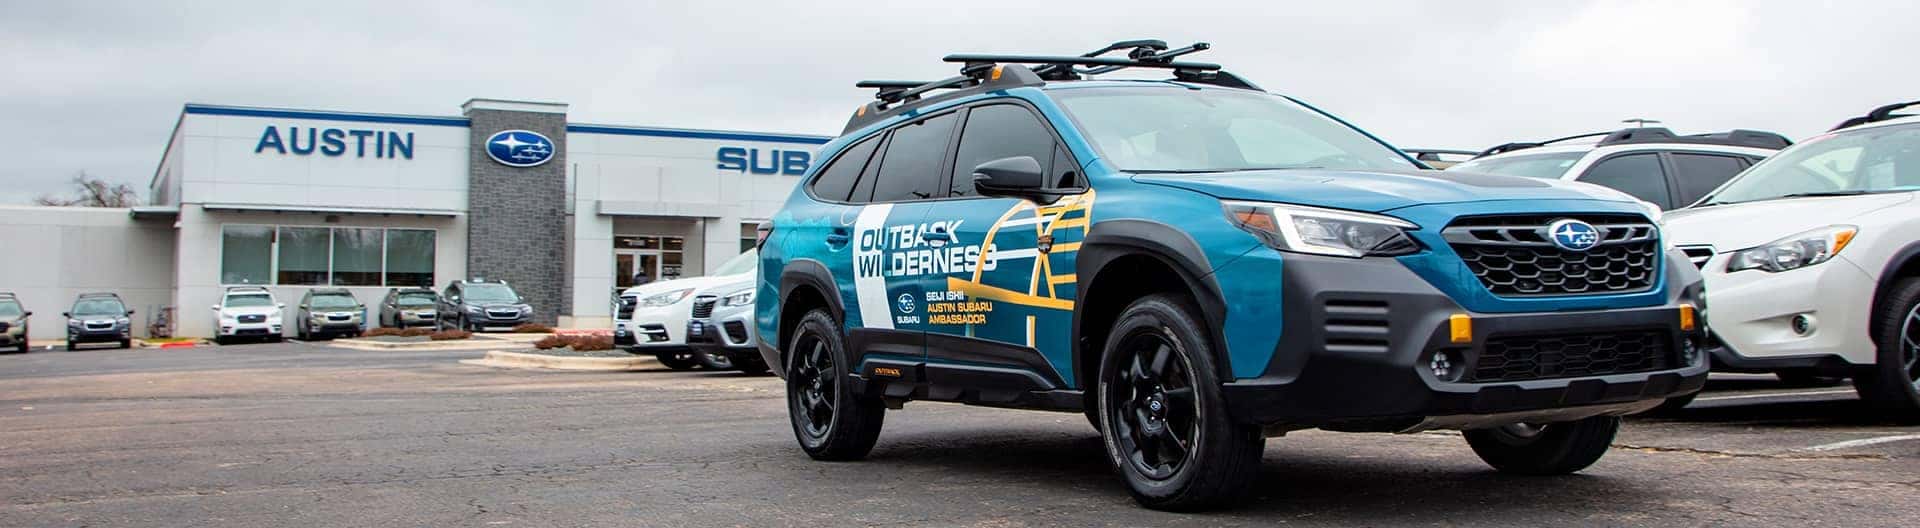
[570,336,615,351]
[428,329,471,341]
[512,323,554,334]
[533,334,571,350]
[364,327,402,337]
[400,327,434,337]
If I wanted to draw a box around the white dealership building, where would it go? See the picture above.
[0,99,827,340]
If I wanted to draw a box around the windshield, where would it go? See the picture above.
[712,248,758,276]
[1448,152,1583,180]
[309,294,359,309]
[1052,86,1416,173]
[72,298,126,317]
[225,293,274,308]
[0,301,21,318]
[397,292,437,306]
[1705,122,1920,205]
[464,284,519,303]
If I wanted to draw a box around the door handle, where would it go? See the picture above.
[920,229,950,247]
[825,227,852,248]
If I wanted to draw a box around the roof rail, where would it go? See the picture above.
[1831,100,1919,131]
[844,39,1257,134]
[1476,127,1790,158]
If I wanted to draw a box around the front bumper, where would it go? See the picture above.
[1218,252,1709,430]
[219,322,281,337]
[619,302,695,348]
[686,303,757,350]
[393,310,438,328]
[1694,253,1878,367]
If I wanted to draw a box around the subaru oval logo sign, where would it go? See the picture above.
[485,130,555,168]
[1548,219,1601,252]
[896,293,916,314]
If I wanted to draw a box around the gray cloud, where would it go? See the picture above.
[1,0,1913,204]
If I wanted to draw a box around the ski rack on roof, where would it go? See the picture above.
[1831,100,1919,131]
[844,39,1261,134]
[1475,127,1791,158]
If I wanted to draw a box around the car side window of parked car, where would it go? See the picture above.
[1669,152,1752,206]
[1581,153,1673,209]
[867,112,959,203]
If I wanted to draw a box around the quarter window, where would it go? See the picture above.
[949,105,1058,198]
[810,135,880,202]
[869,113,958,202]
[1579,154,1672,208]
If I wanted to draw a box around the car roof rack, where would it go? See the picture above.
[1476,127,1790,158]
[225,286,270,292]
[77,292,121,298]
[1402,148,1480,161]
[845,39,1260,134]
[1831,100,1919,131]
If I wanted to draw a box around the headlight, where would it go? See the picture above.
[639,288,694,307]
[466,305,484,314]
[116,317,130,326]
[720,289,755,307]
[68,320,81,328]
[519,305,533,314]
[1726,225,1857,273]
[220,312,237,321]
[1222,201,1420,258]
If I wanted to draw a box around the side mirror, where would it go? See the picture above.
[971,156,1048,199]
[22,311,31,317]
[212,305,222,311]
[277,303,286,309]
[126,310,135,316]
[62,312,70,318]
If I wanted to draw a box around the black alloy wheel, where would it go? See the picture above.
[1109,331,1199,481]
[785,309,883,460]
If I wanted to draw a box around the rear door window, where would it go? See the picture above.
[868,113,959,202]
[1579,153,1673,208]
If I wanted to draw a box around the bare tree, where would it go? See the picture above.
[35,173,141,207]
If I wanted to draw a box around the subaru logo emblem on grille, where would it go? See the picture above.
[485,130,555,168]
[1547,219,1601,252]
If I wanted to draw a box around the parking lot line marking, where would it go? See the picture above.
[1801,434,1920,452]
[1694,389,1856,402]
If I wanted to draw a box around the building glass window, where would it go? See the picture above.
[385,230,436,287]
[740,223,759,253]
[221,226,273,285]
[330,228,384,286]
[277,227,331,285]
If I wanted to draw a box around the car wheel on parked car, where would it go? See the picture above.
[1464,416,1619,475]
[1852,278,1920,421]
[654,351,699,371]
[694,348,734,370]
[786,308,885,461]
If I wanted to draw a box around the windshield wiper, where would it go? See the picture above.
[1711,189,1885,206]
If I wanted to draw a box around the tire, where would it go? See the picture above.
[297,324,310,341]
[786,308,884,461]
[1775,369,1845,387]
[15,341,26,353]
[1852,278,1920,421]
[119,339,132,349]
[655,350,700,370]
[1464,415,1620,475]
[213,336,226,346]
[694,347,734,370]
[1096,294,1264,511]
[727,350,771,375]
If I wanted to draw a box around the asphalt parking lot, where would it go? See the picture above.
[3,342,1918,527]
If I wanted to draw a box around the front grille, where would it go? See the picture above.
[1322,299,1390,354]
[723,321,749,343]
[691,296,718,319]
[1679,245,1715,269]
[237,314,266,324]
[486,309,520,320]
[85,321,115,330]
[1443,214,1659,296]
[326,314,352,322]
[1470,329,1673,382]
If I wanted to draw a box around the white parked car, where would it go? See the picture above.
[614,249,759,370]
[1664,101,1920,415]
[1449,127,1787,210]
[684,263,766,375]
[213,286,284,344]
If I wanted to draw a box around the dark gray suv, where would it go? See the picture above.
[65,293,132,350]
[437,279,532,332]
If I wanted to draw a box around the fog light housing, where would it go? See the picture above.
[1681,338,1701,366]
[1430,349,1465,382]
[1790,314,1815,336]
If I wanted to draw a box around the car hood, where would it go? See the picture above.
[620,272,750,298]
[1663,192,1915,250]
[697,276,755,296]
[1133,168,1638,212]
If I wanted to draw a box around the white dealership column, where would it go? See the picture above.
[564,160,617,330]
[702,215,741,274]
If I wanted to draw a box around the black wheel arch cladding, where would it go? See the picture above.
[1074,218,1233,389]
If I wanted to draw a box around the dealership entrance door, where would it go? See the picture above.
[613,235,685,294]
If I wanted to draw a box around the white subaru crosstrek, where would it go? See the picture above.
[614,249,759,370]
[1664,101,1920,416]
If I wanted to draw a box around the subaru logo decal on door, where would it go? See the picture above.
[485,130,555,168]
[1547,219,1601,252]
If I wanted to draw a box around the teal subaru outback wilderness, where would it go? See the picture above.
[754,40,1708,510]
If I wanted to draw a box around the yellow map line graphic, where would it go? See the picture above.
[960,190,1095,311]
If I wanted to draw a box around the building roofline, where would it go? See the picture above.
[566,123,831,145]
[183,103,474,127]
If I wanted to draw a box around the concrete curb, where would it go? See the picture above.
[460,350,657,371]
[328,338,502,351]
[133,339,207,349]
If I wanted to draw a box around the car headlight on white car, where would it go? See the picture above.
[720,289,754,307]
[1223,201,1421,258]
[1726,225,1858,273]
[638,288,694,307]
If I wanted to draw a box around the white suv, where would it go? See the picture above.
[1664,101,1920,415]
[1448,127,1787,210]
[614,249,758,370]
[213,287,284,344]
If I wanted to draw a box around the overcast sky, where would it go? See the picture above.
[1,0,1913,204]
